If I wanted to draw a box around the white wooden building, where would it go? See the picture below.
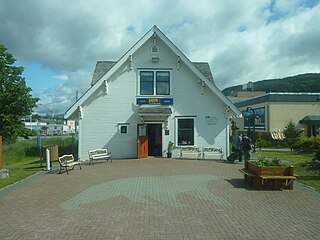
[65,25,240,160]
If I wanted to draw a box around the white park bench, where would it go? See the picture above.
[58,154,82,174]
[88,149,112,165]
[180,146,201,159]
[201,147,224,160]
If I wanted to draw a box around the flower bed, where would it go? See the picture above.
[241,160,296,190]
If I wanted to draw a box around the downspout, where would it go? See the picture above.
[225,106,230,158]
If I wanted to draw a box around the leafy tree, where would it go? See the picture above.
[0,44,39,142]
[283,120,303,151]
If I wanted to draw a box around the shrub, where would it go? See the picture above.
[252,156,285,166]
[283,121,303,150]
[295,135,320,152]
[255,134,272,149]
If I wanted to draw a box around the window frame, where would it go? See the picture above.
[175,117,196,146]
[138,69,171,96]
[118,123,129,135]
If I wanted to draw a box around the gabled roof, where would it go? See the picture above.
[65,25,240,118]
[91,61,117,86]
[192,62,214,84]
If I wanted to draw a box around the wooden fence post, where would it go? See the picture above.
[0,136,2,170]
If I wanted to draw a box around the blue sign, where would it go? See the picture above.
[137,98,173,105]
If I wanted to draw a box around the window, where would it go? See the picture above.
[139,70,170,95]
[177,118,194,145]
[140,71,154,95]
[156,71,170,95]
[120,126,128,134]
[118,124,129,134]
[243,107,265,129]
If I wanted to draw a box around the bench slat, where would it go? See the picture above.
[260,175,296,180]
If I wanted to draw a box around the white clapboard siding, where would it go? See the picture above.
[76,29,232,160]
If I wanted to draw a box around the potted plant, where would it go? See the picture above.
[167,141,174,158]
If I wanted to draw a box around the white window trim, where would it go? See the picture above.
[137,69,172,96]
[175,117,197,147]
[118,123,130,135]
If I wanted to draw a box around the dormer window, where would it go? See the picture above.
[139,70,170,96]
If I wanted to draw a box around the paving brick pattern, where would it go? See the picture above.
[0,158,319,239]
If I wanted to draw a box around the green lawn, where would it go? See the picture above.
[254,149,320,191]
[0,137,73,189]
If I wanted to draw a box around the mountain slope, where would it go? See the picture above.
[222,73,320,96]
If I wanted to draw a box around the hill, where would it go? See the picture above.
[222,73,320,96]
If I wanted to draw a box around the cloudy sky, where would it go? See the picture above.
[1,0,319,114]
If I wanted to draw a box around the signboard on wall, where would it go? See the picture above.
[137,98,173,105]
[205,116,217,125]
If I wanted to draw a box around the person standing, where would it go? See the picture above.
[234,134,242,162]
[242,135,253,161]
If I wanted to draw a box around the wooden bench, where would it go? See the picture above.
[239,168,297,190]
[201,147,224,160]
[180,146,201,159]
[58,154,81,174]
[88,149,112,165]
[259,175,296,190]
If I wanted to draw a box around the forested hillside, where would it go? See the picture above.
[222,73,320,95]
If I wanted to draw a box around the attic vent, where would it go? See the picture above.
[151,46,159,54]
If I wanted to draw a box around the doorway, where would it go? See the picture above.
[137,124,162,158]
[148,124,162,157]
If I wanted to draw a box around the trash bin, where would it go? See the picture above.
[41,145,59,163]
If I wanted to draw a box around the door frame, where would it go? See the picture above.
[137,122,164,158]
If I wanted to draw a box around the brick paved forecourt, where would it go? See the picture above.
[0,158,319,240]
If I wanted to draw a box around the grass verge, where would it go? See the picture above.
[0,137,73,189]
[254,149,320,191]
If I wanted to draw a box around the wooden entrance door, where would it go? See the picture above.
[137,125,148,159]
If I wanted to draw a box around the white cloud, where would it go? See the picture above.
[34,69,92,114]
[0,0,319,114]
[52,74,69,81]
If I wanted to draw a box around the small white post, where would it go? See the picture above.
[46,148,51,171]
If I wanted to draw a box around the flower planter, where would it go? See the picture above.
[243,161,296,190]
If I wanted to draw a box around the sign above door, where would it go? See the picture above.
[136,98,173,105]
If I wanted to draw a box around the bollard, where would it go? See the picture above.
[46,148,51,171]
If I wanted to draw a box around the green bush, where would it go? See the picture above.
[255,136,272,148]
[314,150,320,160]
[252,156,285,166]
[283,121,303,150]
[295,135,320,151]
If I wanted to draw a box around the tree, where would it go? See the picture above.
[0,44,39,142]
[283,120,303,151]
